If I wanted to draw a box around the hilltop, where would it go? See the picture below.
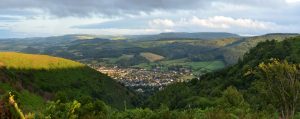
[124,32,240,41]
[0,52,137,112]
[0,52,84,69]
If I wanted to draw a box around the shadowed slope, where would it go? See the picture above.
[0,52,137,112]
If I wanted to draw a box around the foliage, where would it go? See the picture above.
[257,59,300,119]
[145,36,300,118]
[0,92,25,119]
[41,100,81,119]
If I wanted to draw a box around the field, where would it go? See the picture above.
[133,58,225,74]
[161,59,225,73]
[102,54,134,63]
[140,52,165,62]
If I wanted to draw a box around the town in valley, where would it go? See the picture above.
[94,65,196,93]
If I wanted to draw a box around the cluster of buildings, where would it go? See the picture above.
[96,66,194,93]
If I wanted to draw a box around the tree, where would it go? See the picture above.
[42,100,81,119]
[257,59,300,119]
[222,86,245,108]
[0,92,25,119]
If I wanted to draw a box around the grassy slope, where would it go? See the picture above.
[140,52,165,62]
[0,52,136,111]
[0,83,45,113]
[0,52,84,69]
[160,59,225,73]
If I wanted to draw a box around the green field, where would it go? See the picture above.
[161,59,225,73]
[140,52,165,62]
[133,58,225,74]
[102,54,134,63]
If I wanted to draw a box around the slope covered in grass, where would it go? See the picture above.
[0,52,137,112]
[0,52,84,69]
[140,52,164,62]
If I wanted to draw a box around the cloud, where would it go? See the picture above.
[0,16,22,22]
[221,0,286,6]
[0,0,299,37]
[0,0,289,17]
[144,16,297,35]
[73,19,148,29]
[188,16,275,29]
[3,15,296,37]
[286,0,300,3]
[149,19,175,28]
[0,16,115,36]
[0,0,205,17]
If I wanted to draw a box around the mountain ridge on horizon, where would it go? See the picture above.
[1,32,299,40]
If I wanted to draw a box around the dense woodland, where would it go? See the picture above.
[1,36,300,118]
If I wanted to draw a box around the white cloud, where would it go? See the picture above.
[149,19,175,28]
[286,0,300,3]
[144,16,297,35]
[0,16,116,36]
[147,16,280,32]
[188,16,275,29]
[0,15,171,36]
[0,0,299,37]
[0,12,299,37]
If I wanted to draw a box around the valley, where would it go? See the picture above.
[0,33,300,118]
[0,32,297,94]
[1,0,300,118]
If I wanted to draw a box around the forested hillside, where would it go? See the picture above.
[144,36,300,118]
[0,52,137,113]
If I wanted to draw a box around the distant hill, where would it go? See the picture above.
[0,33,298,75]
[0,52,137,112]
[125,32,240,41]
[220,33,299,64]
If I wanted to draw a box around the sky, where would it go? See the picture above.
[0,0,299,38]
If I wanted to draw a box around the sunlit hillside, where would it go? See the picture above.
[0,52,84,69]
[0,52,137,112]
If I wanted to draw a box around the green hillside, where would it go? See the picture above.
[0,52,84,69]
[145,36,300,118]
[221,33,299,64]
[124,32,240,41]
[0,52,137,112]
